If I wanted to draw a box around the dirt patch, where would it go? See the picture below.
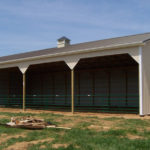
[0,132,27,144]
[0,115,9,119]
[62,119,81,128]
[5,138,54,150]
[146,127,150,131]
[52,143,68,149]
[0,133,7,137]
[0,108,150,119]
[40,145,46,149]
[102,126,111,131]
[62,117,99,129]
[87,123,113,131]
[102,120,114,128]
[88,125,103,131]
[127,134,144,140]
[87,119,122,131]
[55,116,87,128]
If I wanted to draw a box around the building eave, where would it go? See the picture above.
[0,42,145,66]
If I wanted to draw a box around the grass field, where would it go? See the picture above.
[0,110,150,150]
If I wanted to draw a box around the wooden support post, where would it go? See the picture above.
[23,73,26,111]
[18,65,28,111]
[71,69,74,114]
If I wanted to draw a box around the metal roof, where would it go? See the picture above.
[0,32,150,63]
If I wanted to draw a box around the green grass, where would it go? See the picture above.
[0,118,23,135]
[0,112,150,150]
[120,119,150,127]
[103,117,124,121]
[0,112,35,117]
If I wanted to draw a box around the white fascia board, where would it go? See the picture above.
[0,42,145,65]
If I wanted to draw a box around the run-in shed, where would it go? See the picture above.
[0,33,150,116]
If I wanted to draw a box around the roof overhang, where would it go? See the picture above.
[0,42,145,66]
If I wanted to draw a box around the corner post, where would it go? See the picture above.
[71,69,74,114]
[139,47,144,116]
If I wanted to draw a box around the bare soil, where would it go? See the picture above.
[127,134,144,140]
[0,133,27,145]
[52,143,69,149]
[0,115,9,119]
[0,108,149,119]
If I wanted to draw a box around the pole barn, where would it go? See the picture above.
[0,33,150,116]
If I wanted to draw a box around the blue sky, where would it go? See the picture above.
[0,0,150,56]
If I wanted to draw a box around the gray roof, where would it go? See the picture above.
[0,32,150,63]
